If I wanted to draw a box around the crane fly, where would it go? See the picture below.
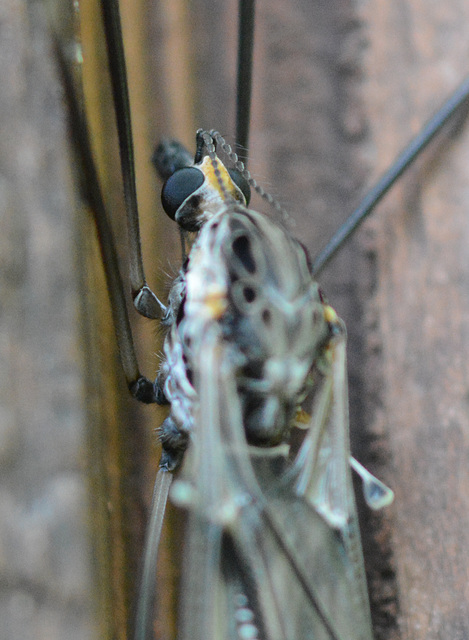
[53,0,469,639]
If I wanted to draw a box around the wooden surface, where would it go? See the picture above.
[0,1,95,638]
[360,1,469,638]
[2,0,468,639]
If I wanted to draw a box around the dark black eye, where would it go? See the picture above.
[161,167,205,219]
[228,169,251,205]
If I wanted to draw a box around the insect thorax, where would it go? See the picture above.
[159,202,331,459]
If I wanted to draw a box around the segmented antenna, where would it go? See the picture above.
[199,130,293,225]
[198,129,235,203]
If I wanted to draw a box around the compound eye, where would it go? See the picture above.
[161,167,205,219]
[228,169,251,205]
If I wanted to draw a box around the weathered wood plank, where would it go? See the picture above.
[360,1,469,638]
[0,1,95,638]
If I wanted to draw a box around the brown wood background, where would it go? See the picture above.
[1,0,469,639]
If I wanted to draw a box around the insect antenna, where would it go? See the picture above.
[206,129,293,224]
[197,129,238,204]
[312,75,469,275]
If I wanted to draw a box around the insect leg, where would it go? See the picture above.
[55,38,161,404]
[235,0,256,154]
[99,0,166,320]
[133,467,172,640]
